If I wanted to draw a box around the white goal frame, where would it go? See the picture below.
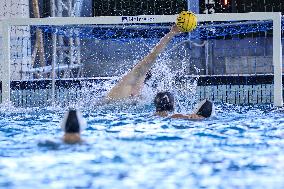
[0,12,283,106]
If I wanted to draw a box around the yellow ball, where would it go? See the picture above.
[176,11,197,32]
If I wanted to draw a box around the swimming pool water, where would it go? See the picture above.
[0,103,284,189]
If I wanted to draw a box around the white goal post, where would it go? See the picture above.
[0,12,283,106]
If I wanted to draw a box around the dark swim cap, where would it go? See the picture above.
[61,109,85,133]
[193,99,213,118]
[154,92,174,112]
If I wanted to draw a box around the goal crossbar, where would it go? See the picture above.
[0,12,282,106]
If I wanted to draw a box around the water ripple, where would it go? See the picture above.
[0,104,284,188]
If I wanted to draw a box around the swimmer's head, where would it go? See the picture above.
[193,99,213,118]
[61,109,86,133]
[154,91,174,112]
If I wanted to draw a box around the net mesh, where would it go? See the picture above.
[0,16,283,106]
[35,19,280,40]
[7,20,278,80]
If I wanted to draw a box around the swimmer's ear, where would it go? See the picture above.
[76,110,87,132]
[193,99,214,118]
[60,111,69,131]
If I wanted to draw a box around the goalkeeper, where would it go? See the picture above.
[104,24,181,102]
[105,11,197,102]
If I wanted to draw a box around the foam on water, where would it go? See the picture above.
[1,103,284,189]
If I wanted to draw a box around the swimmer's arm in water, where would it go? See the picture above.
[105,25,181,101]
[170,113,204,119]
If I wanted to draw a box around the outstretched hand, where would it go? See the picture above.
[170,24,182,34]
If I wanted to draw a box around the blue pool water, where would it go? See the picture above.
[0,103,284,189]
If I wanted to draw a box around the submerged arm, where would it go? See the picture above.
[170,113,204,119]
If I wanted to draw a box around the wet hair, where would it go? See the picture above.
[193,99,213,118]
[63,109,80,133]
[154,91,174,112]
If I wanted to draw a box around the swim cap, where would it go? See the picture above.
[193,99,213,118]
[154,92,174,112]
[61,109,86,133]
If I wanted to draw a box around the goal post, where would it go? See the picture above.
[0,12,283,106]
[0,20,11,105]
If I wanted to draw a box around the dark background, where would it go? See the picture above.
[30,0,284,18]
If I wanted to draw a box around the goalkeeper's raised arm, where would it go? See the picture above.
[105,24,181,102]
[105,10,198,102]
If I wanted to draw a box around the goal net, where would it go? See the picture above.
[0,12,283,107]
